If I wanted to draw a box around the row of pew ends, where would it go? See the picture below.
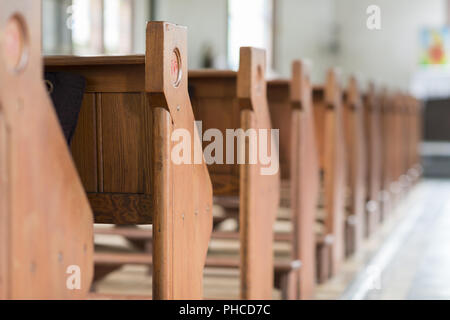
[0,0,422,299]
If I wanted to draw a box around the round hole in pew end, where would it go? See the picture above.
[3,14,29,73]
[170,48,182,88]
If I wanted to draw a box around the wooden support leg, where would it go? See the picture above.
[276,270,298,300]
[316,243,330,284]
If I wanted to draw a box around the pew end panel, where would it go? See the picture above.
[289,60,320,298]
[0,0,93,299]
[146,22,213,299]
[267,60,320,299]
[238,47,280,299]
[312,69,347,278]
[293,61,320,298]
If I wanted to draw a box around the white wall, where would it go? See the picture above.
[274,0,447,89]
[133,0,151,53]
[274,0,337,84]
[335,0,446,90]
[153,0,447,89]
[155,0,228,69]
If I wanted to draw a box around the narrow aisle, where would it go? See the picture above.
[364,180,450,300]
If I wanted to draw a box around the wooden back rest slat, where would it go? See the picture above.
[0,0,93,299]
[189,71,240,195]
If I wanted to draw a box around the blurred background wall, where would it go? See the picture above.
[43,0,447,87]
[42,0,450,176]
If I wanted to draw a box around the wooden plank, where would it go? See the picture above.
[44,63,146,93]
[0,0,93,299]
[88,193,152,224]
[151,107,174,299]
[0,108,10,299]
[45,55,145,66]
[70,93,98,192]
[96,93,104,192]
[95,252,153,265]
[190,80,241,195]
[100,93,151,194]
[94,227,152,239]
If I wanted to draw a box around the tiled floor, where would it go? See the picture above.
[348,180,450,300]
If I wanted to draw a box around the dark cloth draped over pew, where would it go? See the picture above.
[44,72,86,145]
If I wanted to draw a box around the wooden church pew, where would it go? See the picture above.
[189,47,281,299]
[266,60,320,299]
[342,77,367,256]
[0,0,93,299]
[89,47,282,299]
[363,83,383,236]
[44,21,213,299]
[311,70,347,281]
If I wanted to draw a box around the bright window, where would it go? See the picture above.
[43,0,150,55]
[227,0,273,70]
